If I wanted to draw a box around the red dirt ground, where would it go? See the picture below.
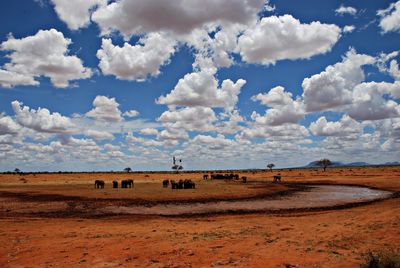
[0,166,399,267]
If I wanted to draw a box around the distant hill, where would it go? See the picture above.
[304,161,344,168]
[303,160,399,168]
[383,161,400,166]
[345,162,370,167]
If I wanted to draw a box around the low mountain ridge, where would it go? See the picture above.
[303,160,399,168]
[303,160,400,168]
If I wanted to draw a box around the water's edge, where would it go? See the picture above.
[95,185,393,216]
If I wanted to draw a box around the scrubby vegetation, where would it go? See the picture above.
[360,250,400,268]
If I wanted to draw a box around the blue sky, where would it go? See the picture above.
[0,0,399,171]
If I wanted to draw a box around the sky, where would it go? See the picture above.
[0,0,399,172]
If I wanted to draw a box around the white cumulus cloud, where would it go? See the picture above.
[123,110,140,118]
[347,81,400,121]
[0,115,20,135]
[158,107,217,132]
[343,25,356,33]
[335,5,357,16]
[91,0,264,37]
[0,29,92,88]
[378,1,400,33]
[302,48,375,112]
[97,33,176,81]
[237,15,341,65]
[251,86,305,126]
[11,101,75,134]
[191,134,236,150]
[310,115,362,136]
[389,59,400,80]
[157,70,246,111]
[84,129,114,141]
[51,0,106,30]
[86,96,122,122]
[140,128,158,136]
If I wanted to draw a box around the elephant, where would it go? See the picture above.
[121,179,134,188]
[273,175,281,183]
[126,179,134,188]
[183,179,195,189]
[94,180,105,189]
[162,179,169,188]
[170,180,177,189]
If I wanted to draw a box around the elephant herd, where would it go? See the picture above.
[94,179,134,189]
[95,173,280,190]
[95,178,195,190]
[163,179,196,189]
[203,173,247,183]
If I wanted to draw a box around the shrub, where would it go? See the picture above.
[360,250,400,268]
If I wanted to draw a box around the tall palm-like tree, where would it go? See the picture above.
[172,156,183,173]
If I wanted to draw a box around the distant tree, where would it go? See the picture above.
[14,168,21,174]
[267,163,275,172]
[317,159,332,171]
[124,167,132,173]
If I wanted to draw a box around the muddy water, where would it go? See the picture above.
[97,185,393,216]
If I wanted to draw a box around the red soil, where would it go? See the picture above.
[0,166,399,267]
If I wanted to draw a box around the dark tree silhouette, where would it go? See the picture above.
[14,168,21,174]
[317,159,332,171]
[267,163,275,172]
[172,156,183,173]
[124,167,132,173]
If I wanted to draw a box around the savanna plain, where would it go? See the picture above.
[0,167,399,267]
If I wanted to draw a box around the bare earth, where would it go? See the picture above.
[0,167,399,267]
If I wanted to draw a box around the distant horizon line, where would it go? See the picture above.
[3,163,399,174]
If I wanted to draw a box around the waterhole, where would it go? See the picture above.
[96,185,392,216]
